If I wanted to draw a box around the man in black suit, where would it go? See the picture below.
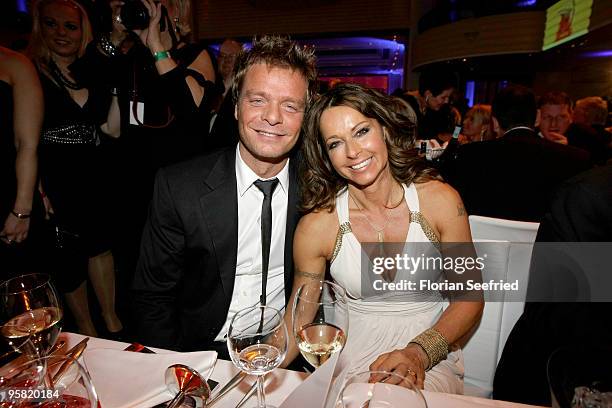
[493,163,612,406]
[132,36,318,355]
[441,84,591,222]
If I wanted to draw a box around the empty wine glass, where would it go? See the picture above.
[338,370,427,408]
[292,280,348,369]
[0,354,98,408]
[227,305,287,408]
[0,274,63,357]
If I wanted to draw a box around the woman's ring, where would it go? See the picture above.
[406,369,417,379]
[7,238,14,244]
[114,15,122,24]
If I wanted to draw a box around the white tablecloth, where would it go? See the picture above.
[62,332,542,408]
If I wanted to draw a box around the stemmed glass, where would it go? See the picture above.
[0,354,98,408]
[292,280,348,369]
[0,274,63,358]
[338,370,427,408]
[227,305,287,408]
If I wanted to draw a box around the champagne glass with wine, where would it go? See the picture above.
[0,274,63,357]
[292,280,348,369]
[227,305,287,408]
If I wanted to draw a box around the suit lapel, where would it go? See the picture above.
[284,156,301,302]
[199,149,238,300]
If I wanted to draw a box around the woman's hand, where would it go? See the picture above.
[136,0,165,53]
[1,213,30,245]
[110,1,127,46]
[368,344,429,389]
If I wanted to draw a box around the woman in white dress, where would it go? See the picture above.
[283,83,483,393]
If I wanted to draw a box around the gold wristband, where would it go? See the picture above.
[409,328,448,371]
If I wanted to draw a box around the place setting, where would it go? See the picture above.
[1,275,538,408]
[0,273,97,408]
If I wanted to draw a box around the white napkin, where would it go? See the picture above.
[84,348,217,408]
[279,351,352,408]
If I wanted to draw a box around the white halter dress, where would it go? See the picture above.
[330,183,464,393]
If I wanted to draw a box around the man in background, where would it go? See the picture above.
[538,91,607,164]
[573,96,612,163]
[442,84,590,221]
[209,39,244,149]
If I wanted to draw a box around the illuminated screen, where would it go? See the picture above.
[542,0,593,51]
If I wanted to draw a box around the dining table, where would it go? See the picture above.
[62,332,544,408]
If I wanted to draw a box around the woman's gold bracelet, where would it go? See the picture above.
[409,328,449,371]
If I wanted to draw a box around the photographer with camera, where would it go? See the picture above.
[103,0,217,164]
[91,0,219,312]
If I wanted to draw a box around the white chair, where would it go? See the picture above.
[462,215,539,398]
[462,239,510,397]
[468,215,539,358]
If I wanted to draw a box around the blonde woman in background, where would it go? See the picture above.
[28,0,123,338]
[460,104,493,144]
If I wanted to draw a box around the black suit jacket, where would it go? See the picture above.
[441,128,591,222]
[132,147,301,351]
[493,164,612,406]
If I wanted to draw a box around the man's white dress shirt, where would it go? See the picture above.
[215,145,289,341]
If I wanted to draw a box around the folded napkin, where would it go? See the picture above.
[84,348,217,408]
[279,351,350,408]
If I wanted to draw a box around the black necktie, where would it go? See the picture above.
[253,178,279,306]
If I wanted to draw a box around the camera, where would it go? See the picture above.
[120,0,150,31]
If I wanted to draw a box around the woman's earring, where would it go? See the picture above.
[173,17,180,34]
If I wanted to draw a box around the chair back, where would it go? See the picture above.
[462,215,539,397]
[461,239,509,397]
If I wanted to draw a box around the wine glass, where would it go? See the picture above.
[0,274,63,357]
[227,305,287,408]
[292,280,348,369]
[0,354,98,408]
[338,370,427,408]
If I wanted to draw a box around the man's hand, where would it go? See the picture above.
[542,130,568,145]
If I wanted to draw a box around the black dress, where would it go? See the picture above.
[38,73,113,292]
[79,40,219,279]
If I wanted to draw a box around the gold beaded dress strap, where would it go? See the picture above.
[409,211,440,245]
[331,222,352,264]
